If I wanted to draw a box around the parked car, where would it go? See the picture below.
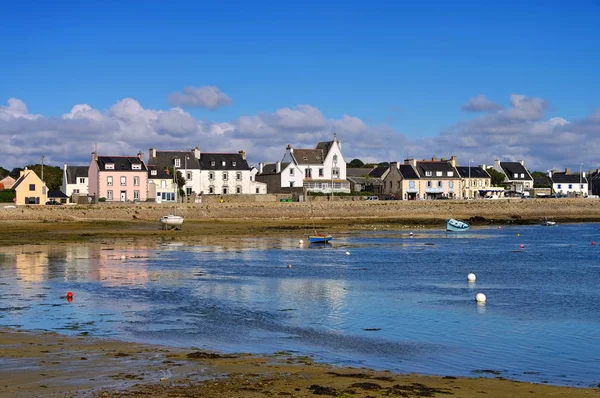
[45,200,62,205]
[365,196,379,201]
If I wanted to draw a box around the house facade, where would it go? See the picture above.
[11,169,48,205]
[88,152,148,202]
[456,166,492,199]
[0,176,16,190]
[492,160,533,193]
[398,163,422,200]
[411,156,461,199]
[62,164,89,197]
[258,134,350,194]
[550,169,588,196]
[367,163,403,198]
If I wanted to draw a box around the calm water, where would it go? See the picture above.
[1,224,599,387]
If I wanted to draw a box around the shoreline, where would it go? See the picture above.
[1,328,599,397]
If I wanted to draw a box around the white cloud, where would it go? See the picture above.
[167,86,232,110]
[461,95,502,113]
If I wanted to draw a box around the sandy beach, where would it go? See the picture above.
[2,200,600,396]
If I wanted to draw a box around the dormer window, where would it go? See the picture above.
[447,171,453,177]
[222,161,226,166]
[174,158,181,168]
[520,173,525,178]
[211,161,216,167]
[425,171,432,176]
[514,173,518,178]
[436,171,442,177]
[232,161,236,167]
[105,163,114,170]
[151,170,157,176]
[132,164,141,170]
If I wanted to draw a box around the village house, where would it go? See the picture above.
[62,164,89,197]
[492,160,533,193]
[456,165,492,199]
[411,156,461,199]
[11,169,48,205]
[88,152,148,202]
[345,167,377,193]
[549,168,588,197]
[0,175,16,190]
[398,162,422,200]
[257,134,350,194]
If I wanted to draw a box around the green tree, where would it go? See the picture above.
[486,167,506,186]
[166,167,186,199]
[347,158,365,168]
[10,167,23,179]
[530,171,547,179]
[26,164,62,190]
[0,166,9,178]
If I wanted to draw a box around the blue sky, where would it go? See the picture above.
[1,0,599,170]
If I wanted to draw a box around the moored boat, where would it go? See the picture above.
[161,215,184,229]
[541,217,557,226]
[446,218,470,232]
[308,233,333,243]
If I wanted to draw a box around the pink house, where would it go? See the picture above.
[89,152,148,202]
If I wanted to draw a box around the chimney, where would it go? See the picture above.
[548,169,553,178]
[238,150,246,160]
[193,146,200,160]
[519,160,524,166]
[63,163,67,172]
[91,151,98,162]
[137,151,144,161]
[404,158,417,167]
[276,161,281,174]
[450,155,457,168]
[432,156,437,161]
[286,144,294,154]
[396,161,400,169]
[480,164,487,170]
[441,157,446,162]
[259,162,264,174]
[494,159,501,169]
[565,168,571,174]
[149,148,156,159]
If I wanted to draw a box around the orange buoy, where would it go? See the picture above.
[66,291,73,299]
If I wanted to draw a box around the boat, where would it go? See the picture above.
[308,233,333,243]
[446,218,470,232]
[541,217,557,226]
[160,215,184,229]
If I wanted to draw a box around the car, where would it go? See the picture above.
[365,196,379,201]
[45,200,62,205]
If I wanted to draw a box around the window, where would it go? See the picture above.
[250,176,253,181]
[236,186,242,194]
[557,184,561,189]
[134,190,140,200]
[134,176,140,186]
[333,155,338,163]
[174,158,181,168]
[427,181,432,188]
[409,181,415,188]
[107,190,113,200]
[447,171,453,177]
[211,161,216,167]
[209,186,215,194]
[580,184,584,189]
[186,172,192,180]
[397,181,401,189]
[78,177,86,184]
[437,181,443,188]
[29,184,35,191]
[222,187,228,194]
[449,181,454,188]
[221,161,226,166]
[186,187,192,195]
[319,168,324,177]
[305,168,312,178]
[209,172,214,180]
[105,164,114,170]
[161,180,167,189]
[256,188,260,194]
[120,176,126,186]
[222,172,228,181]
[236,172,242,181]
[436,171,442,177]
[73,189,80,194]
[290,181,294,187]
[132,164,141,170]
[520,173,525,178]
[151,170,157,176]
[425,171,432,176]
[514,173,518,178]
[569,184,573,189]
[232,161,236,167]
[107,176,113,186]
[290,168,294,176]
[332,168,339,178]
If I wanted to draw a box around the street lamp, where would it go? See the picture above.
[467,160,472,199]
[184,155,190,202]
[580,163,583,196]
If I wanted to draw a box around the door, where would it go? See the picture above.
[120,191,127,202]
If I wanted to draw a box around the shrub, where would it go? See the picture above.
[98,197,106,202]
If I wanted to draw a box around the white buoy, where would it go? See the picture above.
[475,293,486,303]
[409,232,414,236]
[299,239,304,244]
[345,251,350,256]
[287,264,292,268]
[467,273,476,282]
[120,255,126,260]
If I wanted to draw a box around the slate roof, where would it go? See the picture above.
[499,162,532,181]
[293,149,325,165]
[97,156,147,172]
[368,166,388,178]
[551,172,587,184]
[66,166,89,184]
[48,190,68,199]
[198,153,250,171]
[456,166,491,179]
[259,162,291,175]
[346,168,375,177]
[398,165,420,179]
[148,151,198,179]
[11,173,28,191]
[534,175,553,187]
[416,161,458,178]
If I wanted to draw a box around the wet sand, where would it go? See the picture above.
[2,329,599,398]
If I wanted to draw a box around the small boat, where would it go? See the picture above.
[541,218,557,226]
[308,233,333,243]
[446,218,470,232]
[161,215,184,229]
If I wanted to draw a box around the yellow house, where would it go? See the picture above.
[12,169,48,205]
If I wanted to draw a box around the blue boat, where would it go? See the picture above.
[446,218,470,232]
[308,233,333,243]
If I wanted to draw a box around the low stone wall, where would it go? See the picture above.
[1,198,599,223]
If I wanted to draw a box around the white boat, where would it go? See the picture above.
[446,218,470,232]
[161,215,184,229]
[541,218,557,226]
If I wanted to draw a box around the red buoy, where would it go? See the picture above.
[592,242,596,246]
[66,291,73,299]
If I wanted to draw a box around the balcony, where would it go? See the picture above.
[405,188,419,193]
[425,187,445,193]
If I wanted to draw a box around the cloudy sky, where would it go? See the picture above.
[1,1,599,172]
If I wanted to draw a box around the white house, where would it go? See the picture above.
[492,160,534,193]
[61,164,89,197]
[550,168,588,196]
[257,134,350,194]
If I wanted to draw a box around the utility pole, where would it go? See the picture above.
[580,163,583,196]
[41,155,45,182]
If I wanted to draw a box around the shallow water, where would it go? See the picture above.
[1,223,599,387]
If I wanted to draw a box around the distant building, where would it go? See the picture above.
[88,152,148,202]
[0,175,16,190]
[456,166,492,199]
[62,164,89,197]
[549,168,588,196]
[11,169,48,205]
[492,160,534,193]
[412,156,461,199]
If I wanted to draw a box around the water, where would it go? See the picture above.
[1,223,599,387]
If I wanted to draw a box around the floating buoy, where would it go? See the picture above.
[592,242,596,246]
[517,233,520,237]
[467,273,476,282]
[299,239,303,244]
[409,232,414,236]
[520,244,525,249]
[475,293,486,303]
[66,292,73,300]
[498,226,501,229]
[287,264,292,268]
[345,251,350,256]
[120,255,126,260]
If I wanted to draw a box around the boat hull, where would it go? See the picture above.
[308,235,332,243]
[446,219,470,232]
[160,215,184,226]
